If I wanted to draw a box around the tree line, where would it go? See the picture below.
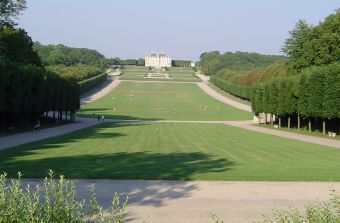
[0,5,80,132]
[199,51,286,76]
[252,9,340,134]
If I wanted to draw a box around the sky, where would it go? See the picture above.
[18,0,339,60]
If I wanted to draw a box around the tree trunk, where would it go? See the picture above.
[53,111,55,119]
[322,119,326,135]
[279,116,281,128]
[297,114,300,130]
[308,118,311,133]
[288,117,291,129]
[65,111,68,121]
[270,114,273,126]
[59,110,63,121]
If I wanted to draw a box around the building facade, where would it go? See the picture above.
[145,52,171,67]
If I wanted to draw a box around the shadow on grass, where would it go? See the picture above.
[12,151,233,208]
[77,110,163,121]
[1,151,233,180]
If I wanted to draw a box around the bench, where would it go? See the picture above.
[328,132,337,138]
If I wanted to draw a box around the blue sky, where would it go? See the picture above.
[18,0,339,60]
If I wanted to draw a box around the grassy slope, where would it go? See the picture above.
[0,122,339,181]
[79,82,252,121]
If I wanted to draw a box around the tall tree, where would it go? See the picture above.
[0,0,26,25]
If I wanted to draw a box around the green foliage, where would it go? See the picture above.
[172,60,191,67]
[210,76,252,100]
[119,59,138,66]
[79,73,107,94]
[47,64,102,82]
[252,63,340,120]
[0,170,128,223]
[33,42,108,68]
[0,24,41,66]
[298,63,340,119]
[199,51,286,75]
[0,0,26,25]
[257,189,339,223]
[283,10,340,71]
[0,63,80,115]
[137,58,145,66]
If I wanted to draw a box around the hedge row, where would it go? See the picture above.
[0,63,79,121]
[210,76,252,100]
[78,72,107,94]
[251,63,340,132]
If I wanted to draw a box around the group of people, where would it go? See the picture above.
[92,113,105,122]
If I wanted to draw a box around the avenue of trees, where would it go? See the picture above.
[252,10,340,134]
[33,42,123,94]
[199,51,285,75]
[0,2,79,132]
[200,51,287,99]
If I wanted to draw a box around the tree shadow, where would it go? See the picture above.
[0,121,235,210]
[77,110,163,121]
[1,151,233,180]
[16,151,233,209]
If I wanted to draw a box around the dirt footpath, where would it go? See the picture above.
[196,82,252,112]
[21,179,340,223]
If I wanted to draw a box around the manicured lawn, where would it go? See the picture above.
[79,82,252,120]
[120,66,200,82]
[0,122,339,181]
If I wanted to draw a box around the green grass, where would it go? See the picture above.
[79,81,252,120]
[120,66,200,82]
[1,122,339,181]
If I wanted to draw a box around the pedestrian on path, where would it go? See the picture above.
[33,120,40,134]
[101,115,105,122]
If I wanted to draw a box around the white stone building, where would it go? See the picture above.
[145,52,171,67]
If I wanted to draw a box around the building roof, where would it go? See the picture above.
[146,52,171,58]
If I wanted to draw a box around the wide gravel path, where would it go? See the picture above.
[20,179,340,223]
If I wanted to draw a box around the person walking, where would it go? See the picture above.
[101,115,105,122]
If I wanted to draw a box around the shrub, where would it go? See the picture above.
[256,189,339,223]
[0,171,128,223]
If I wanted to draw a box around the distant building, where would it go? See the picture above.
[191,61,196,67]
[145,52,171,67]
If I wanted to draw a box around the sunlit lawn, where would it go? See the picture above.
[1,122,339,181]
[79,81,252,120]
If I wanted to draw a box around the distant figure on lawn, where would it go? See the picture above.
[101,115,105,122]
[33,120,40,134]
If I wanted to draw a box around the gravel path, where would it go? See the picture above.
[20,179,340,223]
[0,118,99,151]
[224,120,340,149]
[81,78,121,104]
[197,82,252,112]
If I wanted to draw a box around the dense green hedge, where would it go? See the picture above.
[0,63,80,120]
[210,76,252,100]
[78,72,107,94]
[251,63,340,132]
